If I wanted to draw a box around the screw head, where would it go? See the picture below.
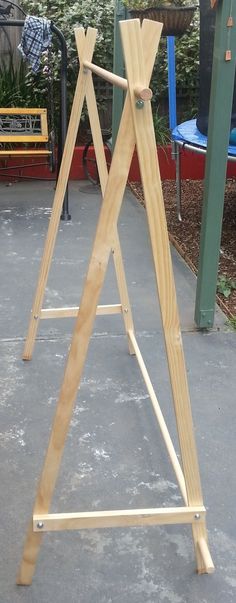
[136,99,144,110]
[37,521,44,529]
[194,513,201,520]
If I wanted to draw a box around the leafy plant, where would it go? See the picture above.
[0,56,30,107]
[226,316,236,330]
[1,0,199,139]
[21,1,114,93]
[152,106,171,146]
[122,0,195,9]
[19,0,115,139]
[217,274,236,299]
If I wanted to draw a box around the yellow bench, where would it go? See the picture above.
[0,107,51,156]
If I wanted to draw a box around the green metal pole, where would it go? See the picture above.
[194,0,236,328]
[112,1,128,148]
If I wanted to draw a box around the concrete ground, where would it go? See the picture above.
[0,180,236,603]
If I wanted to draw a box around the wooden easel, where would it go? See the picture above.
[17,19,214,585]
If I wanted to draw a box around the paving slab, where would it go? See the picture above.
[0,181,236,603]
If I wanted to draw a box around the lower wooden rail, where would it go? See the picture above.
[33,506,206,532]
[40,304,123,319]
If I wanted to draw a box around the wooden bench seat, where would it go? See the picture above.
[0,108,51,156]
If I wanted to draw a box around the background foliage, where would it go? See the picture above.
[19,0,115,135]
[0,0,200,140]
[151,12,199,122]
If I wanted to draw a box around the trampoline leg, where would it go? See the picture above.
[172,141,182,221]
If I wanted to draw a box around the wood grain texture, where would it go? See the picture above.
[40,304,122,319]
[197,537,215,574]
[120,17,213,573]
[33,506,206,531]
[0,150,50,156]
[128,330,187,504]
[83,59,127,89]
[18,21,161,585]
[75,27,136,353]
[22,28,97,361]
[121,16,201,507]
[18,19,214,584]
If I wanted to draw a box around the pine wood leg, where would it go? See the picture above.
[75,30,135,356]
[23,316,40,361]
[17,523,43,585]
[120,18,214,575]
[111,231,135,355]
[192,524,214,574]
[23,28,97,361]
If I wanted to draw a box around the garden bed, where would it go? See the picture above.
[130,178,236,323]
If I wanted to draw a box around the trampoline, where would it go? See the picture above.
[173,118,236,156]
[171,119,236,220]
[168,0,236,221]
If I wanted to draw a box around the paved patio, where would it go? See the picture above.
[0,180,236,603]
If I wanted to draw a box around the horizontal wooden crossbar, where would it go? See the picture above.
[33,506,206,531]
[83,60,127,89]
[40,304,123,319]
[0,150,50,156]
[83,60,152,100]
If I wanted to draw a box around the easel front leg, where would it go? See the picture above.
[193,523,214,574]
[17,524,43,585]
[17,79,143,584]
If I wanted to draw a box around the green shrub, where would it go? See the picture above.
[0,57,29,107]
[20,0,114,137]
[8,1,199,137]
[151,12,199,121]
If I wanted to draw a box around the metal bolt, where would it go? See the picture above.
[124,308,128,313]
[194,513,201,520]
[33,315,38,320]
[37,521,44,529]
[135,99,144,110]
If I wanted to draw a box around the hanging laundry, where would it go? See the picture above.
[18,15,52,73]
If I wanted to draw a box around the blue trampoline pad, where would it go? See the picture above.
[172,119,236,157]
